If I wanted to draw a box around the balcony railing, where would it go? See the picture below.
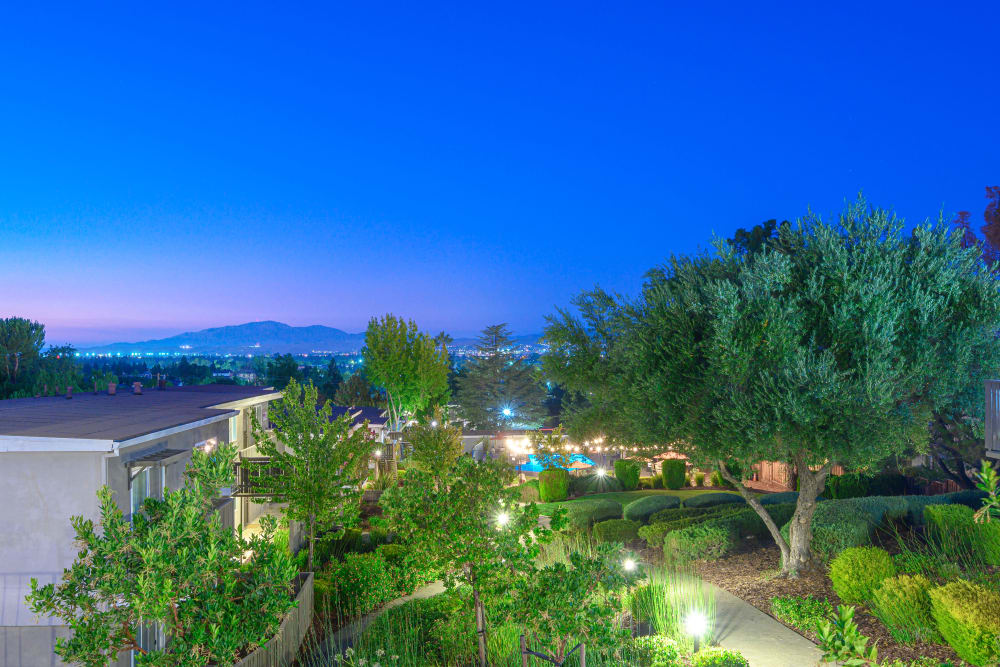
[232,457,283,498]
[986,380,1000,459]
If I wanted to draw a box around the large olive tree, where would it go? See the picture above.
[546,199,1000,576]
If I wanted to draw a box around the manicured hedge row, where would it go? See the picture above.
[569,473,623,496]
[683,492,746,509]
[517,479,540,502]
[623,494,681,523]
[593,518,641,543]
[649,505,728,525]
[664,522,734,564]
[564,499,624,532]
[929,580,1000,665]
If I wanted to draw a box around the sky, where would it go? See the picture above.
[1,2,997,347]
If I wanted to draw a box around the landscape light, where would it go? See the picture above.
[496,512,510,528]
[622,558,636,572]
[595,467,606,477]
[684,611,708,652]
[374,449,383,458]
[502,407,512,417]
[431,420,438,427]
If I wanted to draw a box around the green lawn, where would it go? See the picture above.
[534,488,742,516]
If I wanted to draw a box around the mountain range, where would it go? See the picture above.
[81,321,541,355]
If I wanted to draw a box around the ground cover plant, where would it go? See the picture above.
[769,595,833,633]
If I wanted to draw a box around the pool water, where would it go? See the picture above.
[517,453,595,473]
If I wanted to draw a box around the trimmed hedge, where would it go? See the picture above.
[904,489,988,525]
[759,491,826,506]
[664,522,734,564]
[662,459,686,490]
[614,458,641,491]
[710,503,797,541]
[683,492,746,509]
[623,494,681,523]
[593,518,641,543]
[829,546,895,604]
[780,495,907,560]
[539,468,570,502]
[563,499,624,532]
[872,574,939,644]
[629,635,682,667]
[649,505,730,525]
[929,580,1000,666]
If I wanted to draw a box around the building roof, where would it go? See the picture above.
[0,385,280,442]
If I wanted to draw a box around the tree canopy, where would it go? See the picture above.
[546,198,1000,575]
[363,314,450,433]
[456,324,547,430]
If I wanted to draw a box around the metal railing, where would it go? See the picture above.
[987,380,1000,459]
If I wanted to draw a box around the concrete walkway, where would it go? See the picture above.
[709,582,823,667]
[320,577,822,667]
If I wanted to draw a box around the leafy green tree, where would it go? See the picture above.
[319,357,343,399]
[333,372,383,407]
[0,317,45,397]
[456,324,547,430]
[405,412,463,484]
[546,198,1000,576]
[250,379,372,571]
[264,353,302,390]
[363,314,450,433]
[32,345,83,395]
[379,456,559,666]
[531,425,571,470]
[509,543,636,664]
[25,443,297,667]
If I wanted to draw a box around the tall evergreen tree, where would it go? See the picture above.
[456,324,547,430]
[319,357,343,399]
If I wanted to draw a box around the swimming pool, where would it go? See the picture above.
[517,453,596,473]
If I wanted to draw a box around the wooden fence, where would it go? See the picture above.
[233,572,314,667]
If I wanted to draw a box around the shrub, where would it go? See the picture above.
[825,472,870,499]
[624,495,681,523]
[593,518,641,543]
[649,506,730,524]
[664,523,733,564]
[539,468,570,502]
[683,492,745,509]
[872,574,939,644]
[691,647,750,667]
[868,472,907,496]
[662,460,686,490]
[712,503,796,541]
[925,503,975,548]
[709,470,725,488]
[639,476,655,490]
[517,479,540,502]
[563,499,623,532]
[322,552,397,615]
[314,526,364,566]
[770,595,833,633]
[829,546,895,604]
[653,475,665,489]
[782,496,907,560]
[978,521,1000,566]
[928,580,1000,666]
[568,472,623,497]
[614,459,641,491]
[760,491,816,506]
[693,471,706,487]
[629,635,682,667]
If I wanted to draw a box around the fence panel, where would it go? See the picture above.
[233,572,314,667]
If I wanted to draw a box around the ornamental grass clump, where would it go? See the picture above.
[928,580,1000,666]
[627,564,715,651]
[828,546,895,604]
[871,574,939,644]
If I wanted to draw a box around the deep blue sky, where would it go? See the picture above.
[1,2,997,346]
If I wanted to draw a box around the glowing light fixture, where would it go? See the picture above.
[595,467,606,477]
[374,449,383,458]
[431,420,438,427]
[622,558,636,572]
[496,512,510,528]
[502,407,513,417]
[685,611,709,651]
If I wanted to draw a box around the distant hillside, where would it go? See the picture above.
[82,321,366,354]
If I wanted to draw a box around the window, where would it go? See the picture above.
[229,416,238,444]
[130,467,151,519]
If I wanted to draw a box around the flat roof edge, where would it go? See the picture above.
[0,436,115,453]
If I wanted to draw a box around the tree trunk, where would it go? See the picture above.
[930,438,975,489]
[307,515,315,572]
[717,461,790,567]
[784,454,832,577]
[471,573,488,667]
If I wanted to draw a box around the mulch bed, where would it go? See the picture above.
[692,540,961,665]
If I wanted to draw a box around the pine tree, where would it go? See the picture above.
[456,324,547,430]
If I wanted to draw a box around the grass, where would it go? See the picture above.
[535,489,742,516]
